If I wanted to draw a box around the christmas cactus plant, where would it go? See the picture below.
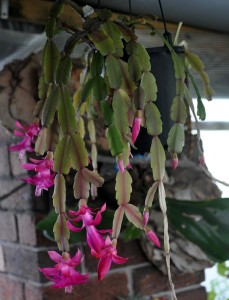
[9,0,214,298]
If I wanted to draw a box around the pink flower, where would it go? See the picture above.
[9,121,40,161]
[143,208,160,248]
[145,227,160,248]
[92,237,128,281]
[132,116,142,143]
[39,250,89,293]
[21,153,55,196]
[67,200,111,254]
[172,154,178,170]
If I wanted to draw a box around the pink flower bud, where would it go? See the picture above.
[172,154,178,169]
[132,117,142,143]
[116,157,125,173]
[143,208,149,226]
[145,227,160,248]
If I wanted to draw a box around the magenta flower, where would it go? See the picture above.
[132,116,142,143]
[92,237,128,281]
[9,121,40,161]
[172,153,178,170]
[145,227,160,248]
[21,152,55,196]
[67,200,111,254]
[39,250,89,293]
[143,208,160,248]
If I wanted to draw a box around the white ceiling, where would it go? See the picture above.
[80,0,229,33]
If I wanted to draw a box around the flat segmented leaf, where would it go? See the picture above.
[112,89,129,135]
[53,214,70,252]
[88,119,96,143]
[122,142,130,169]
[115,170,132,205]
[89,30,115,56]
[158,181,167,213]
[45,18,56,38]
[118,59,135,96]
[112,206,125,238]
[197,96,206,121]
[186,52,204,72]
[91,144,97,170]
[74,170,90,199]
[105,55,122,89]
[82,168,104,187]
[77,116,85,138]
[123,204,144,229]
[145,181,159,208]
[53,174,66,213]
[107,123,124,156]
[92,75,107,100]
[58,86,77,134]
[128,54,142,82]
[70,133,88,170]
[103,21,124,57]
[141,71,157,102]
[42,85,61,127]
[90,52,104,77]
[49,1,65,18]
[145,102,162,136]
[133,43,151,72]
[170,95,187,124]
[35,128,47,155]
[150,136,165,181]
[133,86,145,110]
[167,123,185,154]
[54,135,71,174]
[80,78,94,102]
[38,72,48,100]
[171,52,185,79]
[46,118,60,152]
[43,39,60,84]
[204,85,214,101]
[100,100,114,126]
[56,55,72,85]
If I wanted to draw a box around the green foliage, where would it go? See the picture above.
[167,198,229,261]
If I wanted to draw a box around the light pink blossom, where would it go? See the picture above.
[39,250,89,293]
[21,153,55,196]
[132,116,142,143]
[67,200,111,254]
[91,237,128,281]
[9,121,40,161]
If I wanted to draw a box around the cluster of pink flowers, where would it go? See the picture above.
[67,199,128,281]
[9,121,160,294]
[9,121,55,196]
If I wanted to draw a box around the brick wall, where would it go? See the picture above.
[0,55,208,300]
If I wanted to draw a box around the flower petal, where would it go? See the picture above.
[48,251,62,263]
[97,257,112,281]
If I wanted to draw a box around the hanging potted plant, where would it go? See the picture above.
[9,0,216,298]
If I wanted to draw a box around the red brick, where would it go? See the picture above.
[0,211,17,242]
[17,213,37,246]
[176,286,207,300]
[42,272,129,300]
[0,273,24,300]
[133,266,205,296]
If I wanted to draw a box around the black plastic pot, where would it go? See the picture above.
[134,46,184,153]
